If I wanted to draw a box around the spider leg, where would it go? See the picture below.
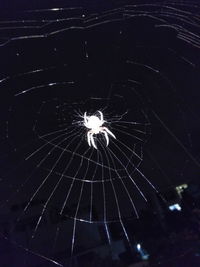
[98,110,104,123]
[84,112,88,125]
[102,130,109,146]
[87,131,91,147]
[90,133,97,149]
[103,127,116,139]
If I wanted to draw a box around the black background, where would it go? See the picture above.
[0,1,200,266]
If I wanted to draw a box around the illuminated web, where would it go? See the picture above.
[0,1,200,266]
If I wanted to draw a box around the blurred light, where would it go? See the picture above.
[136,243,150,260]
[142,254,149,260]
[169,203,181,211]
[176,183,188,198]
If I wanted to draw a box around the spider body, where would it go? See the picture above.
[84,111,116,149]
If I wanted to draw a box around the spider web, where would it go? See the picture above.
[0,1,200,266]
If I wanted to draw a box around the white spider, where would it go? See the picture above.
[83,111,116,149]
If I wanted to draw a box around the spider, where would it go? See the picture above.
[83,111,116,149]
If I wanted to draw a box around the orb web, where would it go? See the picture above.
[0,1,200,266]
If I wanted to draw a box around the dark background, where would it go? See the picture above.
[0,1,200,266]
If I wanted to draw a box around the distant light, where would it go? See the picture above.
[136,243,150,260]
[169,203,182,211]
[142,254,149,260]
[176,183,188,197]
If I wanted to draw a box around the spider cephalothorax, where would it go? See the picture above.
[83,111,116,149]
